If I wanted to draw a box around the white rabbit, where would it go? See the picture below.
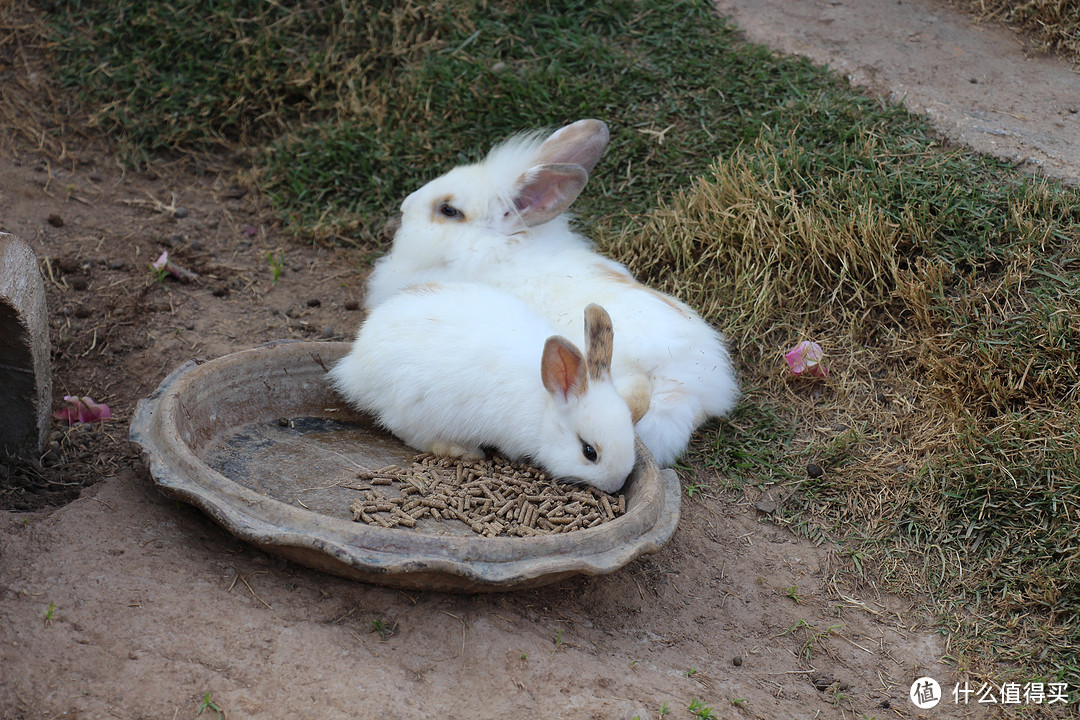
[329,282,636,493]
[364,119,739,466]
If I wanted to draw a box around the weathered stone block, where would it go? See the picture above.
[0,232,52,456]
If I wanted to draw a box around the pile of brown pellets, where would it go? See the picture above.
[349,453,627,537]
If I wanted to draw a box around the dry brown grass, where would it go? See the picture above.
[0,1,84,161]
[600,135,1080,687]
[957,0,1080,58]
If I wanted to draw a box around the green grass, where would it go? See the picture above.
[42,0,1080,701]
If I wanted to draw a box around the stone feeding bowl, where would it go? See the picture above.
[129,340,680,592]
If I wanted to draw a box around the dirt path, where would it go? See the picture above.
[715,0,1080,184]
[4,1,1072,718]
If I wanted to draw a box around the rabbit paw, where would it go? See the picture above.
[429,440,485,460]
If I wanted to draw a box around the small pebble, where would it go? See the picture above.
[306,298,321,307]
[344,300,360,311]
[732,656,743,666]
[807,463,823,479]
[47,214,64,228]
[173,206,188,219]
[107,259,126,270]
[321,326,335,339]
[212,285,230,297]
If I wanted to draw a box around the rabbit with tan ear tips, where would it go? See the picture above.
[329,282,636,493]
[364,119,739,466]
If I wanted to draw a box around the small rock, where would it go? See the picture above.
[344,300,360,311]
[212,285,230,297]
[807,463,824,479]
[173,207,189,219]
[754,497,777,514]
[321,326,335,339]
[812,675,835,691]
[107,259,126,271]
[68,276,89,292]
[732,656,743,666]
[57,257,79,274]
[47,214,64,228]
[306,298,321,307]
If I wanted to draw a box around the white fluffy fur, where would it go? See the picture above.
[365,120,740,466]
[330,282,636,493]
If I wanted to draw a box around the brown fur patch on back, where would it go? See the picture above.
[402,282,443,295]
[594,264,690,316]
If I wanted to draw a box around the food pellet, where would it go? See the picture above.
[346,454,627,538]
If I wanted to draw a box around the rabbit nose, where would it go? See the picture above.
[400,190,420,214]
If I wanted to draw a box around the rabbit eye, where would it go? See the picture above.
[581,441,598,463]
[438,202,463,220]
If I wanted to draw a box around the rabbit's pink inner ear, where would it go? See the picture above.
[541,336,589,402]
[537,119,610,173]
[513,164,588,228]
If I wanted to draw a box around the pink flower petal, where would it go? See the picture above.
[784,341,829,377]
[53,395,112,425]
[151,251,169,271]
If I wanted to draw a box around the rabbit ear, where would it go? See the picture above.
[536,119,610,173]
[541,336,589,402]
[583,304,613,380]
[512,163,588,227]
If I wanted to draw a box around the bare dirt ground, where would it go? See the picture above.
[3,1,1076,718]
[715,0,1080,184]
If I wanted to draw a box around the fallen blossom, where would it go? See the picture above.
[53,395,112,424]
[784,341,829,378]
[149,249,199,282]
[151,250,169,271]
